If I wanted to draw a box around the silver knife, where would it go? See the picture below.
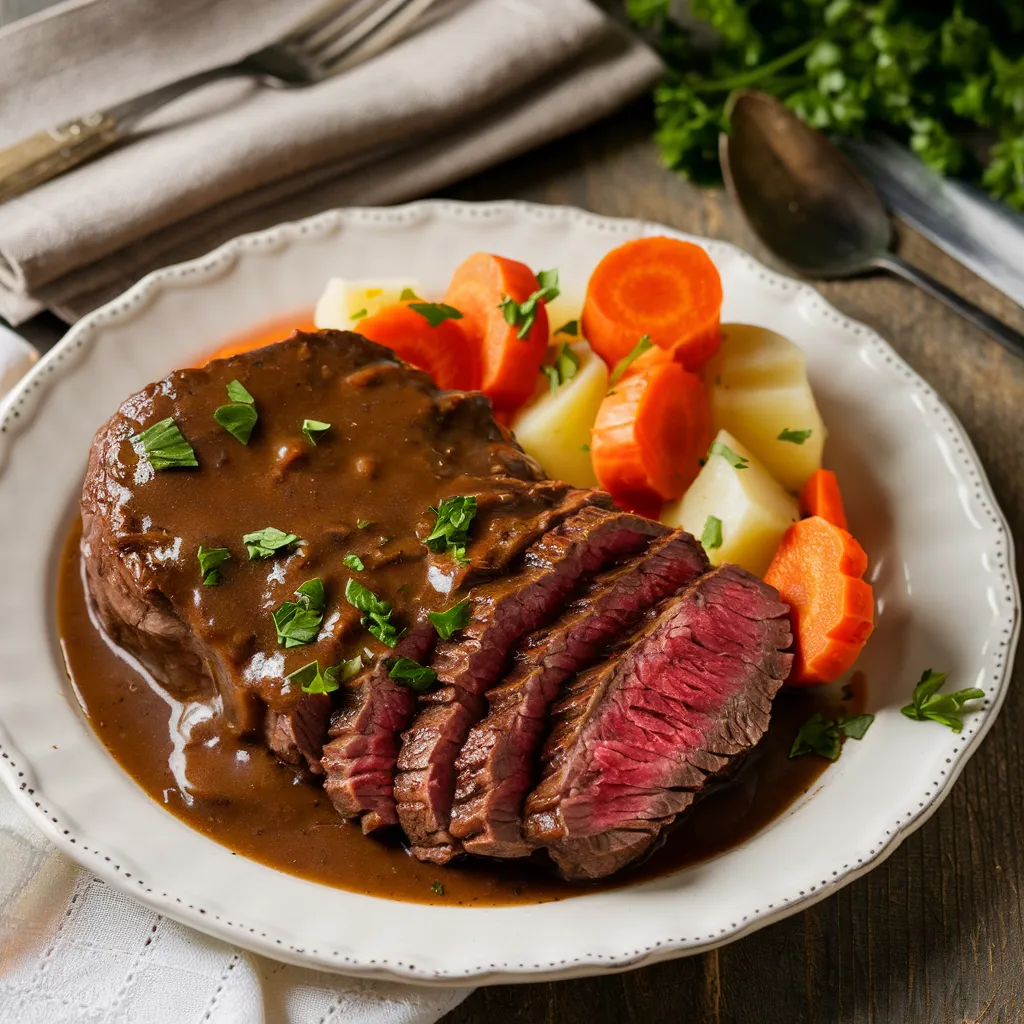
[843,137,1024,310]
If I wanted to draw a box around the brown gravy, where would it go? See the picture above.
[58,518,866,907]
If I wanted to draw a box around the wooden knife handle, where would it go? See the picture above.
[0,114,120,205]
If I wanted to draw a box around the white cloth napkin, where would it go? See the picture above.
[0,0,661,323]
[0,783,470,1023]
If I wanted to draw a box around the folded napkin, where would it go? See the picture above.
[0,784,469,1023]
[0,0,661,324]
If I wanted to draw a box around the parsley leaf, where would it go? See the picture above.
[580,442,590,453]
[778,428,813,444]
[243,527,300,560]
[272,578,326,648]
[214,380,258,445]
[541,342,580,394]
[345,578,403,647]
[132,417,198,471]
[197,546,231,586]
[790,711,875,761]
[555,319,579,337]
[399,287,420,301]
[708,440,749,470]
[387,656,438,692]
[302,419,331,445]
[351,308,368,320]
[326,655,364,686]
[428,599,471,640]
[900,669,984,732]
[409,302,463,328]
[343,553,365,571]
[424,495,477,563]
[609,335,653,386]
[498,268,560,340]
[356,519,373,529]
[287,660,338,695]
[430,880,445,896]
[700,515,723,551]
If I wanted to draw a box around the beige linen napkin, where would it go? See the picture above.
[0,0,661,323]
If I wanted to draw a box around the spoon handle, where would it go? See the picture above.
[872,253,1024,360]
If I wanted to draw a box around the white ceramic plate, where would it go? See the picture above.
[0,201,1016,986]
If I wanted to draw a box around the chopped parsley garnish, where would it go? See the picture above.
[430,880,444,896]
[541,342,580,394]
[302,418,331,445]
[700,515,722,552]
[345,578,403,647]
[901,669,984,733]
[197,546,231,586]
[424,495,477,563]
[387,656,438,691]
[609,335,653,387]
[329,654,365,685]
[272,578,326,648]
[708,440,749,470]
[399,287,420,301]
[778,428,813,445]
[409,302,463,328]
[555,319,579,337]
[343,553,365,571]
[356,519,374,530]
[286,659,342,695]
[351,308,368,320]
[790,711,875,761]
[214,379,258,445]
[132,417,198,471]
[243,527,300,560]
[580,443,590,453]
[498,268,560,340]
[428,599,471,640]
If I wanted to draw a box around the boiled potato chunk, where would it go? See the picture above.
[705,323,825,492]
[663,429,799,577]
[510,341,607,488]
[314,277,422,330]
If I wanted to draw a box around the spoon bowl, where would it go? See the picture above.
[720,90,1024,357]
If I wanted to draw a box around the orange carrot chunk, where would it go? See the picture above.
[582,236,723,372]
[800,469,848,529]
[590,349,711,516]
[356,302,478,392]
[444,252,551,414]
[764,516,874,687]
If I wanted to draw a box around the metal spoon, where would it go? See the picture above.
[720,90,1024,359]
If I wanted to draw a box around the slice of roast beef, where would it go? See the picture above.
[394,506,668,864]
[319,485,610,832]
[80,329,548,787]
[449,530,710,858]
[522,565,792,880]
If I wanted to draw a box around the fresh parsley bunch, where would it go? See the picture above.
[628,0,1024,209]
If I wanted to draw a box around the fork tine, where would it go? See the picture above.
[303,0,411,61]
[317,0,441,77]
[281,0,365,47]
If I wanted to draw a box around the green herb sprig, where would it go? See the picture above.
[272,578,326,648]
[302,419,331,445]
[778,428,813,445]
[345,578,403,647]
[790,711,874,761]
[901,669,984,732]
[609,335,653,387]
[243,527,300,560]
[541,342,580,394]
[132,417,198,471]
[708,440,749,469]
[197,546,231,586]
[428,599,471,640]
[424,495,477,563]
[409,302,463,328]
[499,268,560,339]
[387,656,437,691]
[700,515,723,551]
[214,380,258,445]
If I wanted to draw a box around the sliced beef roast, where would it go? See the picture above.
[394,506,667,864]
[522,565,792,880]
[449,529,710,857]
[81,330,547,778]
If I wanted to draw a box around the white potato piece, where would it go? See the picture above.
[663,429,799,578]
[705,323,826,492]
[510,341,607,489]
[314,277,422,330]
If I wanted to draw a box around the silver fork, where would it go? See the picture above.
[0,0,439,205]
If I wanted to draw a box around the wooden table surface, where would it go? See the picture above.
[437,101,1024,1024]
[8,97,1023,1024]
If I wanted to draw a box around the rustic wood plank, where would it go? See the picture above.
[441,101,1024,1024]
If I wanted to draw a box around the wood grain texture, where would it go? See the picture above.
[440,100,1024,1024]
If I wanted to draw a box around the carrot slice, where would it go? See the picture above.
[800,469,848,529]
[590,349,711,515]
[444,252,550,414]
[582,236,723,371]
[764,516,874,686]
[199,313,317,365]
[356,302,478,391]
